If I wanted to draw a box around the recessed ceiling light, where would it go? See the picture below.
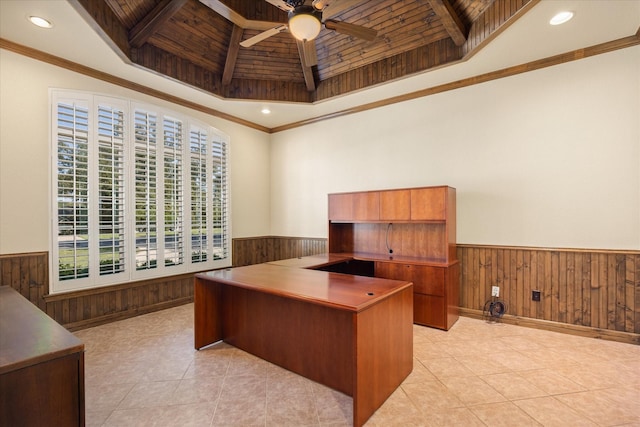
[28,16,53,29]
[550,11,574,26]
[261,107,271,115]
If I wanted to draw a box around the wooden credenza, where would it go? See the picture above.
[328,185,459,330]
[0,286,85,426]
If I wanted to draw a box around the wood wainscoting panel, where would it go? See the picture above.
[45,274,195,331]
[232,236,327,267]
[0,252,49,312]
[0,236,327,330]
[3,241,637,344]
[0,252,194,330]
[457,245,640,343]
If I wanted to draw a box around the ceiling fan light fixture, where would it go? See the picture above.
[288,6,322,41]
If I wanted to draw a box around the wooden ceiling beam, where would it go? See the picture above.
[222,25,244,85]
[427,0,466,46]
[129,0,188,48]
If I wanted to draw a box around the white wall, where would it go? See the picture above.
[270,46,640,250]
[2,46,639,254]
[0,50,272,254]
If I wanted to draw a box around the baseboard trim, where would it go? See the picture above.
[459,307,639,345]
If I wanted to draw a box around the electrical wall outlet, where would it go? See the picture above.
[491,286,500,297]
[532,290,541,301]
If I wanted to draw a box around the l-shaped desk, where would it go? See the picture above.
[194,254,414,427]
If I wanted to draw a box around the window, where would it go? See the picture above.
[51,91,230,293]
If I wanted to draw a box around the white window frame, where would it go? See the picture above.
[50,90,231,293]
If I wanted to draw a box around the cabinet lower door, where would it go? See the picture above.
[414,294,445,329]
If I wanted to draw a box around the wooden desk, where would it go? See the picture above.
[266,253,354,269]
[0,286,85,426]
[194,263,413,427]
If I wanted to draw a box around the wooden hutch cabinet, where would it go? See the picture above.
[328,186,459,330]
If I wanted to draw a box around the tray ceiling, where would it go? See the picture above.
[70,0,531,103]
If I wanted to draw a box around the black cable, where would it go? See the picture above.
[385,223,393,254]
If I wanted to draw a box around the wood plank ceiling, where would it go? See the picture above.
[70,0,532,103]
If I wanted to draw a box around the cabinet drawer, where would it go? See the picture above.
[413,266,444,296]
[375,262,445,296]
[414,294,445,328]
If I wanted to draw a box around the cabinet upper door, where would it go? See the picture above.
[379,190,411,221]
[328,193,353,221]
[410,187,446,220]
[353,192,380,221]
[329,192,380,221]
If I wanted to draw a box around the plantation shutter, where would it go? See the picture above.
[163,117,184,267]
[133,110,158,270]
[51,91,231,292]
[189,128,208,263]
[211,134,229,261]
[56,102,90,280]
[96,104,126,276]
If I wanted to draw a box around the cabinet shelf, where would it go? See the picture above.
[330,252,455,267]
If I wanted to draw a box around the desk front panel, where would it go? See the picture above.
[223,285,354,396]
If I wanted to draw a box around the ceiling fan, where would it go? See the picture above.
[240,0,377,49]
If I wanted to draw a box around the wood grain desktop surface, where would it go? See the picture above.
[0,286,84,374]
[196,262,412,312]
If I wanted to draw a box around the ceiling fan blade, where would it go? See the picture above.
[240,25,287,47]
[265,0,293,12]
[321,0,362,20]
[324,19,377,41]
[296,40,318,67]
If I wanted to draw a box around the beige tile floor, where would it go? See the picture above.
[75,304,640,427]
